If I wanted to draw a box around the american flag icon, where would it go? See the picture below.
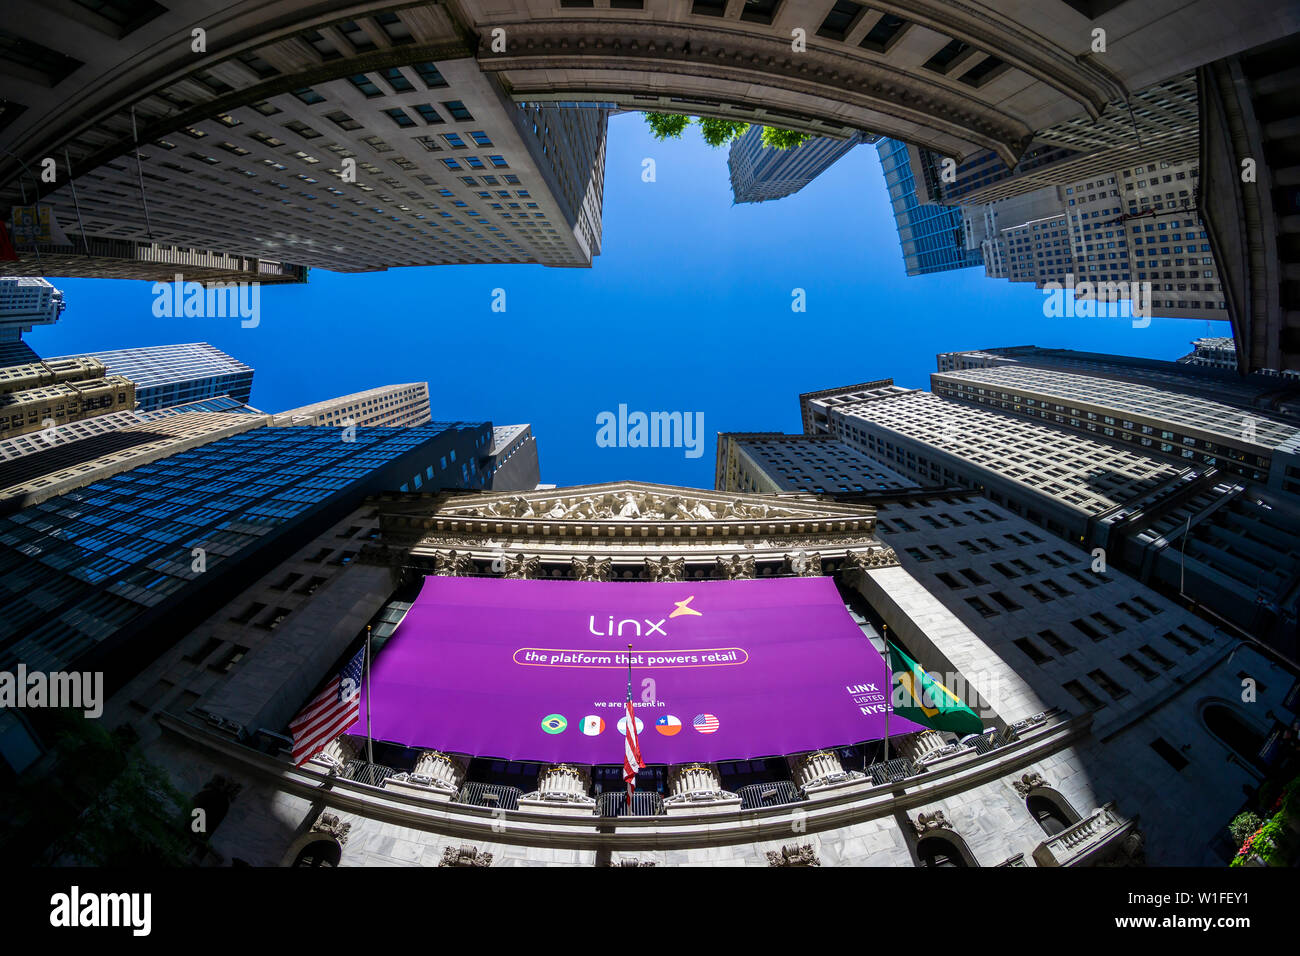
[693,713,719,734]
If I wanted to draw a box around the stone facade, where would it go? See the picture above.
[88,479,1295,867]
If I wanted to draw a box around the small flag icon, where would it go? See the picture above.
[541,713,567,734]
[693,713,719,734]
[580,715,605,736]
[616,714,644,736]
[655,714,682,736]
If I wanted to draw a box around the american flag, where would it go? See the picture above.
[622,699,644,808]
[290,648,365,766]
[693,713,719,734]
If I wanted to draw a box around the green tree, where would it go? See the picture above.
[696,117,751,147]
[761,127,813,150]
[1,710,194,866]
[644,112,691,140]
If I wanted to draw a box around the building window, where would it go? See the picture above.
[70,0,167,36]
[442,100,474,122]
[0,27,85,85]
[346,74,383,98]
[383,108,416,129]
[414,104,444,125]
[411,62,448,89]
[816,0,864,40]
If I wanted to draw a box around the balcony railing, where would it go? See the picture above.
[737,780,804,810]
[1032,802,1136,867]
[455,782,523,811]
[598,791,664,817]
[341,760,399,788]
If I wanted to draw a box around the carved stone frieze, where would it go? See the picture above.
[766,843,821,867]
[785,551,823,576]
[913,810,953,836]
[643,556,686,581]
[310,812,351,846]
[571,556,612,581]
[841,547,900,573]
[504,553,542,579]
[1012,771,1047,796]
[439,845,493,867]
[714,554,756,579]
[451,489,817,523]
[433,550,475,576]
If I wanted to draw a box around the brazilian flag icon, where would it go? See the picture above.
[886,642,983,736]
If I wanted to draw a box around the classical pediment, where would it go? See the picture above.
[439,481,867,523]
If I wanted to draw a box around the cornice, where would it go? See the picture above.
[476,21,1032,165]
[156,709,1089,853]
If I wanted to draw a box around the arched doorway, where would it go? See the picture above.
[917,834,971,867]
[1027,793,1073,836]
[1200,701,1269,774]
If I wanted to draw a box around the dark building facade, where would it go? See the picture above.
[0,420,493,681]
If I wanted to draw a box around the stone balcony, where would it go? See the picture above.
[1031,802,1142,867]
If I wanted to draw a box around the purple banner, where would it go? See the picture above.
[347,575,923,763]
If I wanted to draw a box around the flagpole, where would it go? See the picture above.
[365,624,375,768]
[626,643,634,809]
[882,624,890,775]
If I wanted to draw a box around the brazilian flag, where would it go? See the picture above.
[886,642,983,735]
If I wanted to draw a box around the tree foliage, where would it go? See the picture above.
[760,126,814,150]
[1,709,194,866]
[642,112,813,151]
[644,112,691,141]
[696,117,751,147]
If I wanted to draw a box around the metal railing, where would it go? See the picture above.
[737,780,805,810]
[341,760,399,788]
[598,791,664,817]
[455,782,522,811]
[867,757,920,785]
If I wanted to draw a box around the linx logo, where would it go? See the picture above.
[588,596,704,637]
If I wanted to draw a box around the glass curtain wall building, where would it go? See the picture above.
[45,343,254,410]
[876,139,983,277]
[0,421,492,679]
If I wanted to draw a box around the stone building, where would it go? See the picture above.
[91,480,1294,866]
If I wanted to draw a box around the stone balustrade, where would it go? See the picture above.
[1032,801,1139,867]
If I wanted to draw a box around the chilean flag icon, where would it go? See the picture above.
[655,714,683,736]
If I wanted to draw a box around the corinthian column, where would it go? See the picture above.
[308,734,360,772]
[518,763,596,814]
[383,749,465,801]
[663,763,741,815]
[793,750,863,792]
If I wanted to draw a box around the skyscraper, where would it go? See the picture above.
[272,383,432,428]
[483,424,541,490]
[876,139,982,276]
[45,343,254,410]
[0,277,65,343]
[0,356,135,440]
[957,156,1227,321]
[3,10,611,273]
[790,360,1300,656]
[1198,34,1300,375]
[728,128,872,204]
[0,420,495,678]
[6,3,1295,281]
[913,74,1202,207]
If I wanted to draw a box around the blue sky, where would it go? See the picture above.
[28,113,1230,490]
